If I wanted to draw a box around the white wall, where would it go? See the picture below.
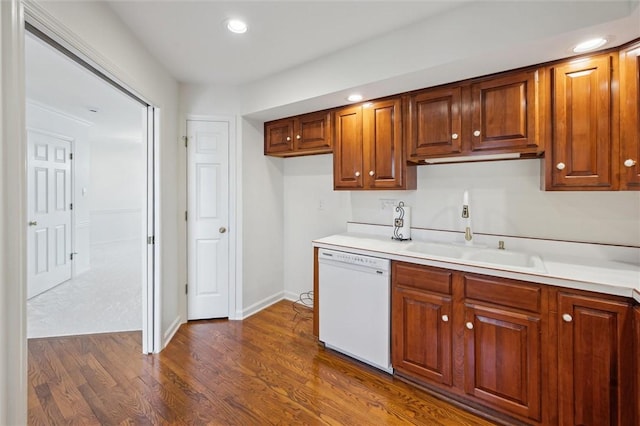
[351,160,640,247]
[89,138,144,244]
[241,118,285,314]
[28,1,180,346]
[283,155,351,299]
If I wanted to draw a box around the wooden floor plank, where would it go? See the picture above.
[28,300,496,425]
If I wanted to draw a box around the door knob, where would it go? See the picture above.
[29,221,38,226]
[219,227,227,234]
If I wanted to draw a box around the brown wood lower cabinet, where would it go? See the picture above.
[392,283,453,387]
[464,303,541,422]
[557,292,634,426]
[390,261,638,425]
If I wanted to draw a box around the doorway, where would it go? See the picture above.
[24,28,155,350]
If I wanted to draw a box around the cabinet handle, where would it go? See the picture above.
[355,171,361,177]
[465,321,474,330]
[556,162,566,170]
[369,171,375,176]
[624,159,637,168]
[452,133,458,140]
[441,315,449,322]
[562,313,573,323]
[28,221,38,227]
[296,135,301,140]
[286,136,291,141]
[473,130,481,137]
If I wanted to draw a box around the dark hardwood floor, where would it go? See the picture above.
[28,300,495,425]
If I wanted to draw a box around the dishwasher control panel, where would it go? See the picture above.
[318,248,390,271]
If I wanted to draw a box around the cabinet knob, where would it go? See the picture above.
[562,313,573,323]
[286,136,291,141]
[369,171,375,176]
[473,130,481,137]
[452,133,459,140]
[465,321,474,330]
[28,221,38,227]
[556,162,566,170]
[219,227,227,234]
[354,171,360,177]
[296,135,301,140]
[441,315,449,322]
[624,159,637,168]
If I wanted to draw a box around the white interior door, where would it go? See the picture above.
[27,129,73,299]
[187,119,230,319]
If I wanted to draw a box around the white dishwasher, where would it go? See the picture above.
[318,248,392,373]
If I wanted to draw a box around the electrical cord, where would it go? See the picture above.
[292,290,313,320]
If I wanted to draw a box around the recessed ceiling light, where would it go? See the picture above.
[573,37,607,53]
[226,19,248,34]
[347,94,363,102]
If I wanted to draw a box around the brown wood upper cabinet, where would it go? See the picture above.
[333,98,416,190]
[620,42,640,190]
[546,53,616,190]
[264,110,332,157]
[407,69,543,162]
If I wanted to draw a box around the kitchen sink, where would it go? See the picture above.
[403,241,546,272]
[405,242,464,259]
[462,249,545,271]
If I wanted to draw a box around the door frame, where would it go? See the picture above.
[22,3,161,354]
[184,114,240,320]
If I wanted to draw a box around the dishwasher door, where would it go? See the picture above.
[318,249,392,373]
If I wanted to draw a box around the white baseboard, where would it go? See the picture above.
[162,316,182,349]
[241,291,284,319]
[284,290,300,302]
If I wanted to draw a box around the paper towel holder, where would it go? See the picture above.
[392,201,411,241]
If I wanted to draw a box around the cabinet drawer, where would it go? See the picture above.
[393,262,452,294]
[464,274,541,313]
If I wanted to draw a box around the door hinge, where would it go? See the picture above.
[147,236,155,245]
[185,211,188,221]
[69,153,73,160]
[182,136,188,147]
[185,284,188,294]
[69,203,73,210]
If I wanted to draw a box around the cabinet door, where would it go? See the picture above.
[295,111,332,153]
[407,87,462,159]
[264,118,294,155]
[557,293,633,426]
[635,306,640,426]
[548,54,614,190]
[464,304,541,422]
[333,105,364,189]
[470,70,540,153]
[392,286,453,386]
[620,44,640,190]
[364,98,405,189]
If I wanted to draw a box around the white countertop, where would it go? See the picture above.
[313,227,640,303]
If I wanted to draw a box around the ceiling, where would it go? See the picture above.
[25,32,145,143]
[107,0,468,85]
